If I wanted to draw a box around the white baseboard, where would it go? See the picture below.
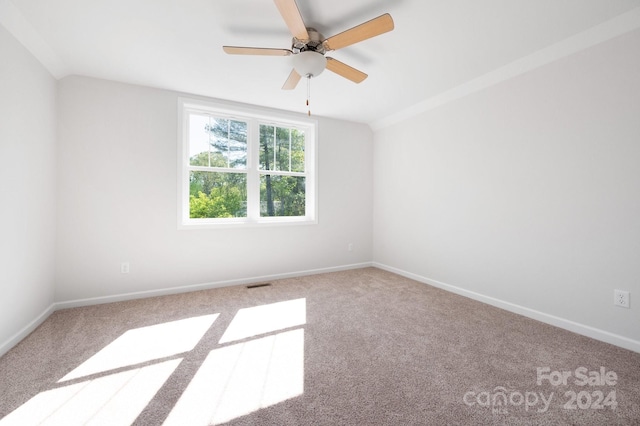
[0,303,56,358]
[373,262,640,354]
[54,262,374,310]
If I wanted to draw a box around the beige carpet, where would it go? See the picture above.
[1,267,639,425]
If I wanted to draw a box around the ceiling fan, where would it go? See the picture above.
[222,0,394,91]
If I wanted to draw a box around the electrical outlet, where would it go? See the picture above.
[348,243,353,252]
[614,290,629,308]
[121,262,130,274]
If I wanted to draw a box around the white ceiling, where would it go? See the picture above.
[4,0,640,125]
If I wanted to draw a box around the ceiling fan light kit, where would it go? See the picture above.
[293,51,326,78]
[223,0,394,113]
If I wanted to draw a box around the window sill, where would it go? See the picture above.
[178,216,318,230]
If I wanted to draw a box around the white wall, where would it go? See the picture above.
[56,76,373,303]
[373,29,640,347]
[0,25,57,354]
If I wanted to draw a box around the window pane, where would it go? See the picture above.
[207,118,247,169]
[189,114,212,167]
[291,128,305,173]
[260,175,305,217]
[259,125,275,171]
[190,171,247,218]
[275,127,290,171]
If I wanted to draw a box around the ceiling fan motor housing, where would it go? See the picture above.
[292,28,326,55]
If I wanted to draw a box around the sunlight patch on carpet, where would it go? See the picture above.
[0,359,181,426]
[59,314,218,382]
[219,298,306,343]
[164,328,305,425]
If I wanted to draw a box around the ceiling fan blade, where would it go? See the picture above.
[326,58,368,83]
[282,69,302,90]
[223,46,292,56]
[323,13,394,51]
[273,0,309,40]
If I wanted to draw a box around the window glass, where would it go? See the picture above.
[189,114,212,167]
[259,125,305,172]
[207,118,247,169]
[260,176,306,217]
[189,171,247,218]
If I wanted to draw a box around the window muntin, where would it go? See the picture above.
[179,99,316,228]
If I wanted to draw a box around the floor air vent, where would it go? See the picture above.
[246,283,272,289]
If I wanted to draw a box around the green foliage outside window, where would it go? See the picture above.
[189,171,246,218]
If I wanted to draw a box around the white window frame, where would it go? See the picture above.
[178,97,318,229]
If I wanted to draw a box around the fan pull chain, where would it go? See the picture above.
[306,74,311,116]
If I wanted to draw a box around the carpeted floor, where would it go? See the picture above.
[0,267,639,425]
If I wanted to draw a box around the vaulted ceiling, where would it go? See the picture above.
[3,0,640,125]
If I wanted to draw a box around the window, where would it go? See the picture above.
[178,98,317,228]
